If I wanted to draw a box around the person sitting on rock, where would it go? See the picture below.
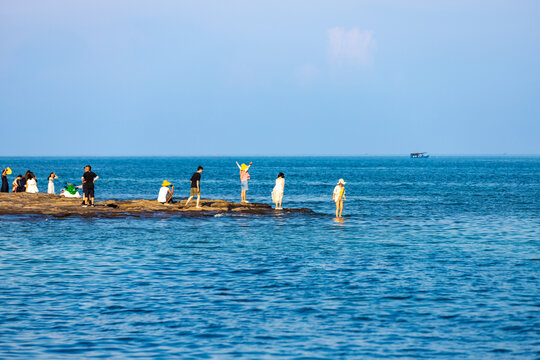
[157,180,174,204]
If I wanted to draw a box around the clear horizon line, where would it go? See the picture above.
[1,153,540,158]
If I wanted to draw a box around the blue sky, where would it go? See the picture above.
[1,1,539,156]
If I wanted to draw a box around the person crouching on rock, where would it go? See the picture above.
[158,180,174,204]
[12,175,22,192]
[236,161,252,203]
[185,166,203,208]
[81,165,99,207]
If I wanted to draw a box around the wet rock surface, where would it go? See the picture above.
[0,193,314,218]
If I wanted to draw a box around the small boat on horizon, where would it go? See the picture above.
[410,152,430,158]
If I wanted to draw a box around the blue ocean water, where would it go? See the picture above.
[0,156,538,359]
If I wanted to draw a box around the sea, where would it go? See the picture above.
[0,156,538,359]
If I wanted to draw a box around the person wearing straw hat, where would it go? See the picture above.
[157,180,174,204]
[333,179,346,218]
[1,167,12,193]
[236,161,252,203]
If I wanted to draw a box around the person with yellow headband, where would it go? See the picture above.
[1,167,12,193]
[157,180,174,204]
[236,161,252,203]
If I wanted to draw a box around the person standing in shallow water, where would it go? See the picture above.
[185,166,203,208]
[236,161,252,203]
[333,179,346,218]
[81,165,99,207]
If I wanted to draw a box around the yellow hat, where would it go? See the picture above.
[5,167,12,175]
[240,163,248,171]
[162,180,171,187]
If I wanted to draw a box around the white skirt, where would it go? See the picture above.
[48,181,55,194]
[271,186,284,203]
[27,185,39,193]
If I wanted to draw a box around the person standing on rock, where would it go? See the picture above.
[185,166,203,208]
[1,167,11,193]
[18,171,29,192]
[271,172,285,209]
[81,165,99,207]
[48,172,59,194]
[25,172,39,193]
[236,161,252,203]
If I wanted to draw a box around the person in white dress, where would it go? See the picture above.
[48,172,58,194]
[26,172,39,193]
[271,172,285,209]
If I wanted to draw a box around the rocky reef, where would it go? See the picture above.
[0,193,314,218]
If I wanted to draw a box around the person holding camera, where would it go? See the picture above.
[157,180,174,204]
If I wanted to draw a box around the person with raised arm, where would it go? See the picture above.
[1,167,11,193]
[236,161,252,203]
[48,172,59,194]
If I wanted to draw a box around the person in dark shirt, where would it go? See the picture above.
[185,166,203,208]
[81,165,99,207]
[1,167,11,193]
[17,172,29,192]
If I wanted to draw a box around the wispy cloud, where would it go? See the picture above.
[328,27,375,66]
[295,63,319,84]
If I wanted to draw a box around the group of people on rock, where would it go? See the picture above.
[157,162,289,210]
[1,166,98,207]
[1,168,53,194]
[2,161,348,217]
[156,161,347,217]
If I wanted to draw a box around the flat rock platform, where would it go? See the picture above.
[0,193,314,218]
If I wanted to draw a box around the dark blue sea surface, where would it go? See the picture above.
[0,156,539,359]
